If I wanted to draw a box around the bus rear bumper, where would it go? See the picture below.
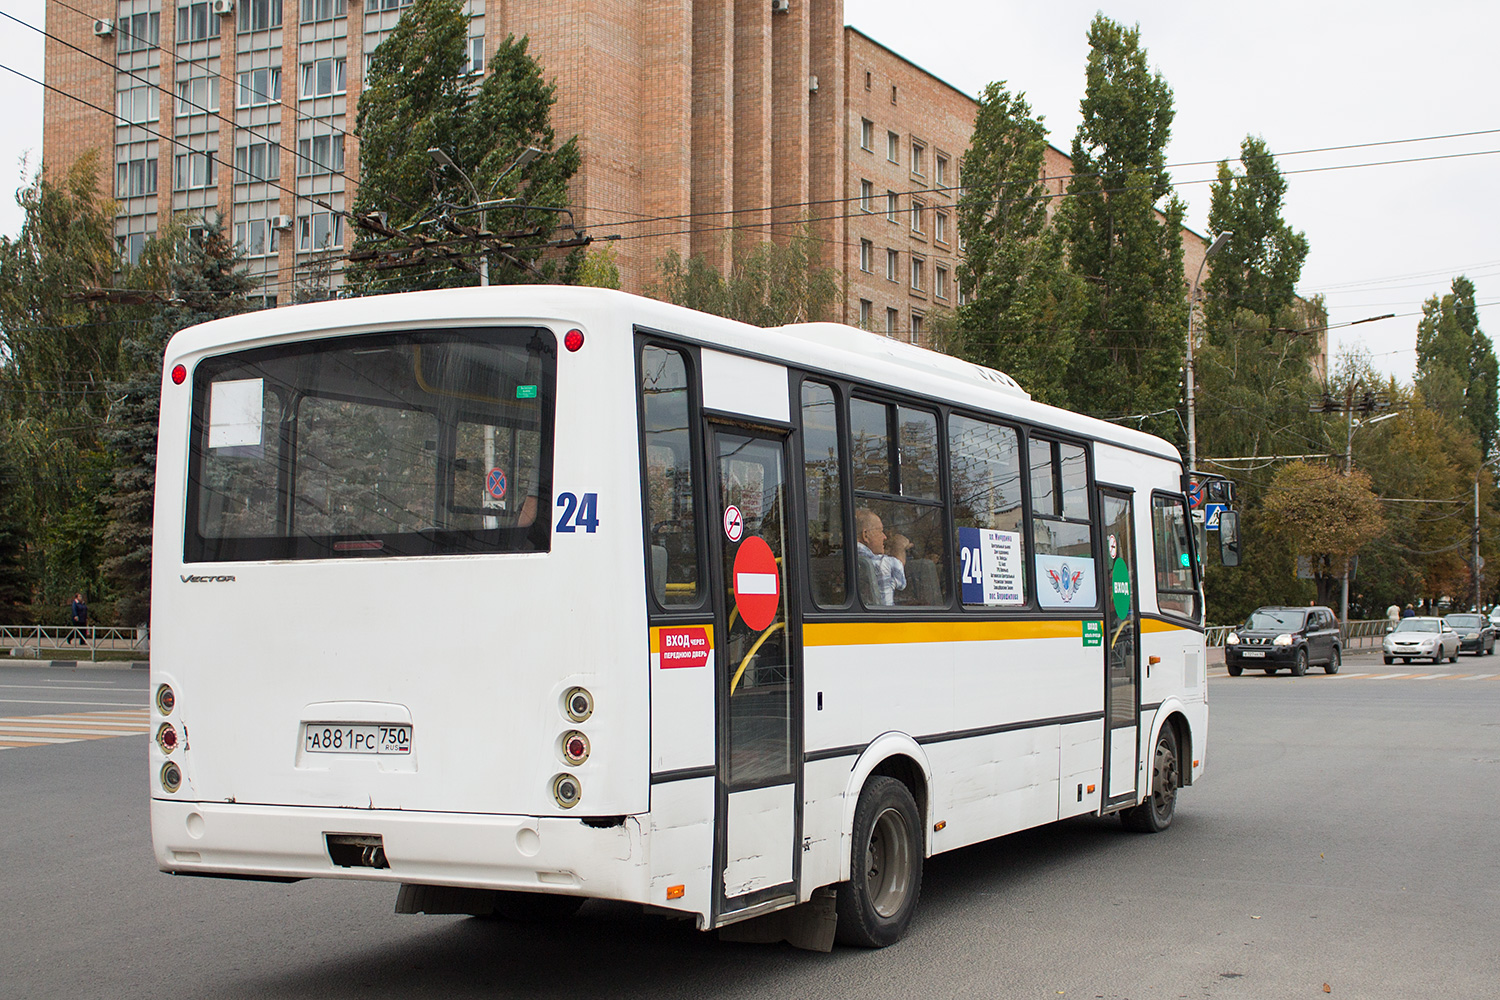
[150,798,649,902]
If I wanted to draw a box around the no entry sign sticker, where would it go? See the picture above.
[732,535,780,632]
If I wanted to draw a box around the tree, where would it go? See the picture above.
[1202,136,1309,328]
[101,219,254,626]
[649,227,841,326]
[1415,276,1498,457]
[1259,461,1386,608]
[349,0,581,293]
[574,245,621,289]
[952,82,1085,405]
[1057,15,1187,436]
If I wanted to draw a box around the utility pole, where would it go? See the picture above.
[1186,231,1232,475]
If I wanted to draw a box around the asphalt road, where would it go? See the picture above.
[3,652,1498,999]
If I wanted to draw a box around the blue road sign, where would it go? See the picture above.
[1204,502,1227,531]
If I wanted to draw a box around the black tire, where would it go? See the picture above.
[1325,646,1341,674]
[1403,657,1411,664]
[1226,662,1242,676]
[1384,655,1394,665]
[1263,667,1278,675]
[1291,648,1308,677]
[484,891,586,922]
[835,776,923,948]
[1449,650,1458,664]
[1121,724,1181,833]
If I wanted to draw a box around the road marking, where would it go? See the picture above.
[0,709,150,750]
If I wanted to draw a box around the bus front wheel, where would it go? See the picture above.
[835,776,923,948]
[1121,725,1179,833]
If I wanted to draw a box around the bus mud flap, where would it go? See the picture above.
[717,887,837,952]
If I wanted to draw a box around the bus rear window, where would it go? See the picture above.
[185,327,556,561]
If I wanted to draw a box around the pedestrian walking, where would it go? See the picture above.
[70,592,87,645]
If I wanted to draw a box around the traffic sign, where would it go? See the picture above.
[1187,481,1206,509]
[732,536,780,632]
[1204,502,1227,531]
[723,505,744,542]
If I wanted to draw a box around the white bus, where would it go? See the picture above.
[150,287,1219,949]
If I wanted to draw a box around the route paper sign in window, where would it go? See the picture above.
[208,378,264,449]
[958,527,1024,607]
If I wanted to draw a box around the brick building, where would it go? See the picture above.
[42,0,1239,354]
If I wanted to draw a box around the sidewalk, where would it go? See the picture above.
[1,657,148,670]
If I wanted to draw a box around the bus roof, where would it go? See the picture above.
[167,286,1182,464]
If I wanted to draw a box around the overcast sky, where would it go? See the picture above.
[2,0,1496,384]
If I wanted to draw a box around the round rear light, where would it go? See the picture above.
[155,684,175,714]
[563,686,593,723]
[552,773,581,808]
[171,364,187,385]
[160,761,182,793]
[564,328,585,352]
[561,730,590,766]
[156,723,179,754]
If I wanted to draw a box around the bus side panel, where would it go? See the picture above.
[928,726,1062,852]
[646,777,715,927]
[1057,719,1105,819]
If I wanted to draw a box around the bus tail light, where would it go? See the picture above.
[160,761,182,793]
[156,723,179,754]
[155,684,176,714]
[561,730,590,766]
[564,329,585,352]
[563,686,593,723]
[552,773,581,808]
[171,363,186,385]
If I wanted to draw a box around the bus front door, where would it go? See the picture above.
[1099,487,1141,806]
[706,425,802,922]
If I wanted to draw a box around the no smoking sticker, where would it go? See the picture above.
[723,505,744,542]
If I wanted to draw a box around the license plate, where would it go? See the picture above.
[1240,650,1265,658]
[303,723,412,755]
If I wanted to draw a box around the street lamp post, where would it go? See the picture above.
[1186,231,1232,475]
[427,145,544,287]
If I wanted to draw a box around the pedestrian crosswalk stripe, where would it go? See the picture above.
[0,708,149,750]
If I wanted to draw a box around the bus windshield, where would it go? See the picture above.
[185,326,556,561]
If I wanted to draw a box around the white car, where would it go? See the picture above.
[1383,617,1460,664]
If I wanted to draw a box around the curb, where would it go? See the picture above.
[1,658,148,671]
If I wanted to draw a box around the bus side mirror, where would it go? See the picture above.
[1219,510,1241,567]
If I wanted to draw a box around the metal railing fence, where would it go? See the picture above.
[0,625,148,662]
[1206,619,1389,650]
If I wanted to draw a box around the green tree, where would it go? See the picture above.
[1057,15,1187,436]
[1203,136,1309,327]
[1259,461,1386,608]
[952,82,1085,405]
[650,227,841,326]
[1415,276,1498,457]
[574,245,621,289]
[101,219,254,626]
[349,0,580,293]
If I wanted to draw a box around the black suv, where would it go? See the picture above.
[1225,606,1342,676]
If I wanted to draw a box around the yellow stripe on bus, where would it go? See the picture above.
[804,620,1087,647]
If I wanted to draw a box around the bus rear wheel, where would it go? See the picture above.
[1121,725,1179,833]
[835,776,922,948]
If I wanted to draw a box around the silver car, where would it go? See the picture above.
[1383,617,1460,664]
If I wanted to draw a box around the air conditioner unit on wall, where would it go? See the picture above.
[93,18,114,35]
[212,0,234,14]
[271,215,293,231]
[772,0,789,12]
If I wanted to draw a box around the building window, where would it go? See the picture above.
[237,67,280,108]
[235,219,280,257]
[936,153,948,188]
[118,232,148,265]
[117,87,159,124]
[935,266,949,300]
[886,131,899,163]
[935,211,948,244]
[860,118,873,151]
[859,239,873,273]
[910,256,923,291]
[859,299,873,330]
[299,211,343,251]
[300,58,347,99]
[886,190,898,223]
[462,34,485,75]
[177,2,214,42]
[239,0,283,31]
[299,0,345,21]
[235,141,279,182]
[886,307,898,335]
[891,84,898,105]
[886,248,898,282]
[296,135,344,176]
[910,198,924,234]
[909,312,923,344]
[911,141,925,177]
[865,70,871,90]
[176,78,218,116]
[117,12,159,53]
[173,151,216,191]
[859,179,873,212]
[116,157,157,198]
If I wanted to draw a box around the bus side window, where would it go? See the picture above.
[640,345,700,607]
[1030,436,1098,610]
[1151,493,1198,620]
[950,414,1028,608]
[801,380,847,606]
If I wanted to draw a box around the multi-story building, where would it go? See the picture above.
[42,0,1244,356]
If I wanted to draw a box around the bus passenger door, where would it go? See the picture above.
[1099,488,1141,807]
[706,425,802,922]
